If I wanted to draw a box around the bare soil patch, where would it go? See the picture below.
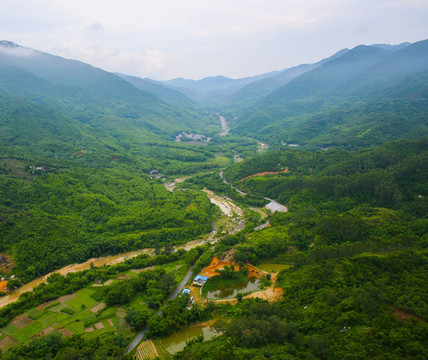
[0,335,18,352]
[240,167,289,181]
[103,279,114,286]
[130,266,155,274]
[393,307,425,322]
[0,254,15,274]
[0,281,7,292]
[39,326,56,336]
[84,327,95,333]
[94,322,105,330]
[58,327,73,337]
[11,314,33,329]
[244,285,284,303]
[91,302,106,313]
[116,274,131,280]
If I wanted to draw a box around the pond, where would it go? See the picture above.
[258,263,292,273]
[162,325,221,354]
[206,277,261,300]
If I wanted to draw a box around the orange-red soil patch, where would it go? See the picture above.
[198,257,266,279]
[0,281,7,292]
[240,167,288,181]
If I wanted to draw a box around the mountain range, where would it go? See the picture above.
[1,38,427,158]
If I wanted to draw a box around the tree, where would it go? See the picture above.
[125,308,150,330]
[105,282,134,306]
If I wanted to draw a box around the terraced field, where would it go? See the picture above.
[135,340,159,360]
[0,286,134,353]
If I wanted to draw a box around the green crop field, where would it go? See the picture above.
[0,285,134,347]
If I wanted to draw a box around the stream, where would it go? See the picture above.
[0,188,246,309]
[0,234,221,309]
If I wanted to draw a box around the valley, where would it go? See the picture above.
[0,38,426,360]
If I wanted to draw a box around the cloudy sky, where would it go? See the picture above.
[1,0,428,80]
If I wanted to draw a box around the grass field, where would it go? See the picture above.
[0,286,134,352]
[0,257,191,354]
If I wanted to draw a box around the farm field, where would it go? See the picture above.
[0,258,190,355]
[0,286,134,353]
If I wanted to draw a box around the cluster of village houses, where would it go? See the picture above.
[175,132,211,143]
[0,274,19,293]
[180,275,209,309]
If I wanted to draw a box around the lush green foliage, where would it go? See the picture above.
[3,333,132,360]
[225,139,428,213]
[231,41,428,149]
[147,295,214,337]
[0,165,214,281]
[175,250,427,359]
[173,139,427,359]
[0,249,191,328]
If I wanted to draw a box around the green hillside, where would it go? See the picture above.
[0,161,215,281]
[231,40,428,149]
[0,38,427,359]
[224,139,428,213]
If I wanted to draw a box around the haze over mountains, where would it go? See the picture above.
[1,38,427,158]
[0,40,211,165]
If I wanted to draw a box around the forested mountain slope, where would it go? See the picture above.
[172,139,427,359]
[0,159,215,281]
[224,139,428,214]
[0,41,215,164]
[225,48,350,104]
[231,39,428,149]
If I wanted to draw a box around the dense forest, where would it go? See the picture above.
[169,139,427,360]
[0,161,215,281]
[0,39,427,359]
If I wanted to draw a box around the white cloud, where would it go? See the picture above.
[87,23,104,32]
[49,37,166,77]
[1,0,427,78]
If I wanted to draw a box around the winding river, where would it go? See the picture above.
[0,189,245,309]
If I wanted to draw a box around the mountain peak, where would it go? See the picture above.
[0,40,20,48]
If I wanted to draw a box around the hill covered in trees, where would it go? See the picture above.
[0,38,427,359]
[225,39,428,149]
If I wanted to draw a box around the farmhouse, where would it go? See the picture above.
[180,288,191,296]
[192,275,208,287]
